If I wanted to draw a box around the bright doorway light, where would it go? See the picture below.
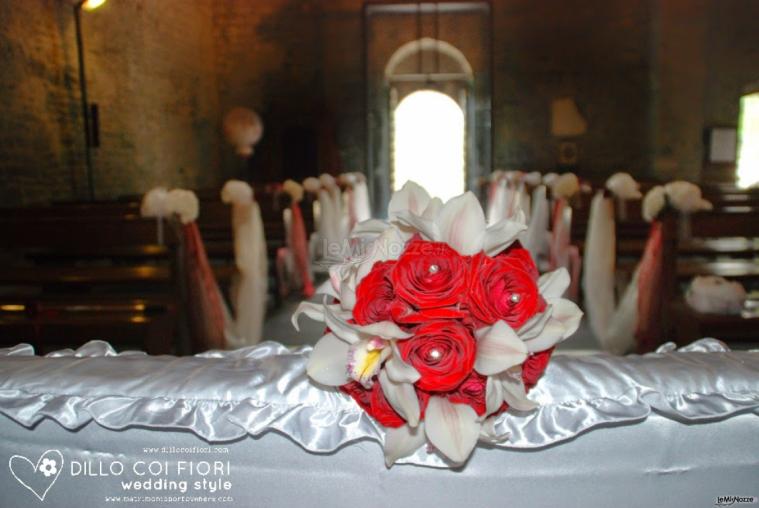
[393,90,465,201]
[737,92,759,188]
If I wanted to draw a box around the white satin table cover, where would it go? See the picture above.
[0,339,757,507]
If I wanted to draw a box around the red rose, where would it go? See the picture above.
[391,239,468,309]
[521,348,554,389]
[468,252,544,328]
[397,321,476,392]
[498,242,539,280]
[389,300,467,324]
[353,261,396,325]
[341,380,406,428]
[447,371,487,415]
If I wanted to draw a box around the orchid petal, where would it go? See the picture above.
[551,298,583,339]
[384,423,426,467]
[479,416,510,444]
[500,372,538,411]
[323,300,412,344]
[481,217,528,256]
[385,341,421,384]
[379,369,420,427]
[356,227,406,282]
[328,264,343,295]
[292,301,324,331]
[523,319,565,353]
[517,305,554,341]
[306,333,350,386]
[350,219,389,239]
[358,321,413,340]
[322,302,361,344]
[435,192,487,255]
[314,279,340,300]
[422,197,443,220]
[485,375,504,416]
[393,210,440,241]
[388,181,431,219]
[424,397,480,464]
[338,278,357,310]
[474,321,528,375]
[538,268,570,299]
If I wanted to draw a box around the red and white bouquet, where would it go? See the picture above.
[293,182,582,466]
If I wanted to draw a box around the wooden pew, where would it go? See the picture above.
[670,293,759,350]
[573,182,759,350]
[0,209,178,354]
[0,184,315,354]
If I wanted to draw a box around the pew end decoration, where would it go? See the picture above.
[686,276,747,315]
[220,179,268,346]
[643,180,713,241]
[140,186,170,244]
[279,179,315,298]
[141,187,226,352]
[606,172,642,221]
[292,181,583,466]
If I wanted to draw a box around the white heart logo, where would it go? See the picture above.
[8,449,64,501]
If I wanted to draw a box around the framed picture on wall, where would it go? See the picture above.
[706,127,738,163]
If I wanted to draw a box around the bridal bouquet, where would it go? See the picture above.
[293,182,582,466]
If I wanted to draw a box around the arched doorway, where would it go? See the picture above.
[386,38,473,202]
[364,2,492,215]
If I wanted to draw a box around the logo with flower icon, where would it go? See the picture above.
[9,449,64,501]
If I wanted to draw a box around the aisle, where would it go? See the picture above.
[261,294,326,347]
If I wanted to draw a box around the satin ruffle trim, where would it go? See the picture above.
[0,339,757,468]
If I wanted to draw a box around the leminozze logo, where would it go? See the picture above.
[716,496,758,507]
[9,449,64,501]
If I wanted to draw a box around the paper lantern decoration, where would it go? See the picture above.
[223,107,263,157]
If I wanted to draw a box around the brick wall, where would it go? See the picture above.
[0,0,221,205]
[84,0,221,199]
[0,0,83,205]
[1,0,758,206]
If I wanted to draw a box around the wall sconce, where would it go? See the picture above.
[82,0,107,11]
[551,97,587,137]
[551,97,586,168]
[73,0,107,200]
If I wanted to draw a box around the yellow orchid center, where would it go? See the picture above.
[348,339,387,387]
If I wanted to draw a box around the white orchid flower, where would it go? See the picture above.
[353,181,526,257]
[474,321,528,376]
[424,397,481,464]
[393,189,527,256]
[384,423,427,467]
[297,298,418,387]
[517,268,583,352]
